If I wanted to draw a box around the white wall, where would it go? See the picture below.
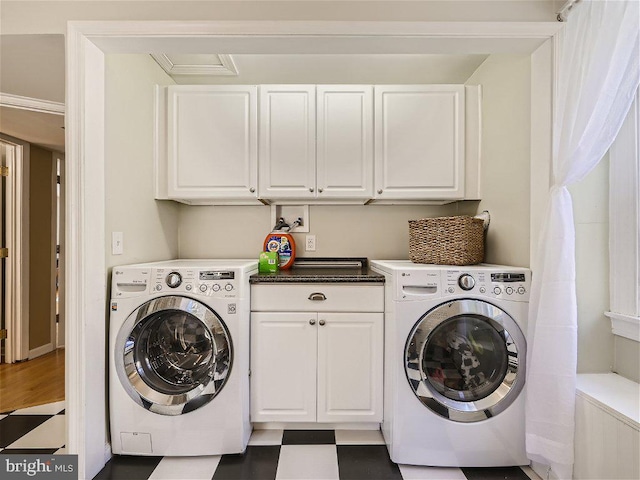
[0,1,557,35]
[105,54,179,270]
[466,55,532,268]
[569,155,613,374]
[178,203,478,259]
[615,336,640,383]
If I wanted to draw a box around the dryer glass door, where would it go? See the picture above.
[405,299,525,422]
[115,295,232,415]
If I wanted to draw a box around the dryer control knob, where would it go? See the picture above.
[458,274,475,291]
[166,272,182,288]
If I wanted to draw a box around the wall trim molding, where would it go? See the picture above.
[606,312,640,343]
[29,342,54,360]
[609,89,639,338]
[0,134,31,363]
[0,93,65,116]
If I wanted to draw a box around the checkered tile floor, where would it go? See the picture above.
[0,402,540,480]
[0,401,66,454]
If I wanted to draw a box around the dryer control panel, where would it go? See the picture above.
[152,268,239,298]
[444,269,530,301]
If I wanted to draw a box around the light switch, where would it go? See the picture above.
[112,232,124,255]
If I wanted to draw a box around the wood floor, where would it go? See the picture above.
[0,348,65,413]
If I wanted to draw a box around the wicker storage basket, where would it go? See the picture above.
[408,216,485,265]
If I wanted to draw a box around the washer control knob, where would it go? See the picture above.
[493,286,502,295]
[517,286,526,295]
[458,274,475,291]
[225,283,234,291]
[199,284,208,293]
[185,284,193,291]
[166,272,182,288]
[212,284,221,292]
[506,286,514,295]
[155,284,162,291]
[479,287,486,294]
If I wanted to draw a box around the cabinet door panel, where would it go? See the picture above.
[317,313,383,423]
[250,312,317,422]
[317,86,373,198]
[259,86,316,198]
[167,85,257,199]
[375,85,465,199]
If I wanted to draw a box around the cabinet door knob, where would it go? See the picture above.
[249,187,255,193]
[309,319,316,325]
[308,292,327,301]
[309,187,314,193]
[377,189,383,194]
[319,319,326,326]
[318,188,323,193]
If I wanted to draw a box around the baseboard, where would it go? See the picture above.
[104,442,112,463]
[29,343,54,359]
[531,461,559,480]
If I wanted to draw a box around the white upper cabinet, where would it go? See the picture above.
[166,85,258,202]
[374,85,466,200]
[158,83,477,204]
[317,86,374,199]
[259,85,373,200]
[259,85,317,199]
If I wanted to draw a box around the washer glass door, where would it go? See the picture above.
[405,299,525,422]
[115,295,232,415]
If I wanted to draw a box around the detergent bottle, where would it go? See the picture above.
[263,217,301,270]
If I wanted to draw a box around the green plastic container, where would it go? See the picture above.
[259,251,279,274]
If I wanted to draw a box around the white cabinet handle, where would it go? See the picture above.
[308,292,327,301]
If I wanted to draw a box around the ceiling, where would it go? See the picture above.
[0,33,492,153]
[0,106,65,152]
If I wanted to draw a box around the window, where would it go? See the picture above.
[607,89,640,342]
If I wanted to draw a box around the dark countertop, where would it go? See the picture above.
[250,257,385,284]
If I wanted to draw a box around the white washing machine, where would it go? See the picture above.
[371,260,529,467]
[109,259,257,456]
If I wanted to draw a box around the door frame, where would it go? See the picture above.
[53,152,65,349]
[66,20,561,479]
[0,134,30,363]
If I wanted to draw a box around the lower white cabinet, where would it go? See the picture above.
[250,309,383,423]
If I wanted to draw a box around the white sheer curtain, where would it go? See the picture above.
[526,1,640,479]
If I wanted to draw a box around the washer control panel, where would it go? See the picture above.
[445,269,530,301]
[152,268,238,298]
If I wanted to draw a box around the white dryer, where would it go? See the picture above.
[109,259,256,456]
[371,260,529,467]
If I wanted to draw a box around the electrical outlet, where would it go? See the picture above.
[305,235,316,252]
